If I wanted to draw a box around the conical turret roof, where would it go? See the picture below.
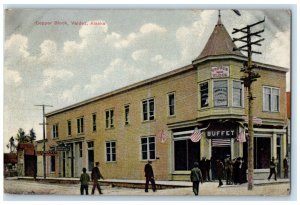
[194,18,245,61]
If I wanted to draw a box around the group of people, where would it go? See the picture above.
[78,155,289,195]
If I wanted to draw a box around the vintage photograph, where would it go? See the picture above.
[3,8,291,197]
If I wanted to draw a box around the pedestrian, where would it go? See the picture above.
[190,162,203,195]
[267,157,277,181]
[80,167,90,195]
[224,155,232,185]
[200,157,207,181]
[216,159,224,187]
[232,157,241,184]
[144,160,156,192]
[240,158,247,183]
[283,156,289,178]
[205,158,211,181]
[91,162,104,195]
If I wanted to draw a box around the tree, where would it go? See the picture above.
[6,136,16,153]
[29,128,37,143]
[16,128,28,144]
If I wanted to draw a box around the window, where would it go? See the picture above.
[233,80,243,107]
[200,82,209,108]
[106,141,116,162]
[50,156,55,172]
[263,87,279,112]
[87,142,94,171]
[52,124,59,139]
[77,117,84,134]
[67,120,71,136]
[142,98,155,121]
[254,137,271,169]
[141,136,156,160]
[213,80,228,107]
[92,113,97,132]
[124,105,129,125]
[105,109,114,128]
[168,93,175,116]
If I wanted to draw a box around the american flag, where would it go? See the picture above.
[156,130,168,143]
[237,130,246,143]
[190,128,202,143]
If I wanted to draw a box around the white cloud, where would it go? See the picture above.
[4,69,22,87]
[61,84,82,103]
[140,23,167,34]
[4,34,30,59]
[43,68,74,88]
[39,40,57,62]
[131,49,148,61]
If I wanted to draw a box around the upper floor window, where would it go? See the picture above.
[52,124,59,139]
[124,105,129,125]
[141,136,156,160]
[106,141,116,162]
[92,113,97,132]
[233,80,243,107]
[142,98,155,121]
[213,80,228,107]
[263,87,279,112]
[168,92,175,116]
[200,82,209,108]
[105,109,114,128]
[67,120,71,136]
[77,117,84,134]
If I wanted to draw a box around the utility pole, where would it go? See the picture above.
[232,18,265,190]
[35,104,53,179]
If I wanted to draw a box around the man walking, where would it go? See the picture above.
[216,159,224,187]
[91,162,104,195]
[267,157,277,181]
[190,162,203,196]
[144,160,156,192]
[283,156,289,178]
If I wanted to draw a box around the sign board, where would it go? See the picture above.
[242,116,263,125]
[214,87,227,106]
[211,65,230,78]
[206,130,235,138]
[36,151,57,156]
[55,144,71,151]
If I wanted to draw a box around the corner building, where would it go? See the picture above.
[45,17,288,181]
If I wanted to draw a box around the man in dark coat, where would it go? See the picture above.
[190,162,203,195]
[283,156,289,178]
[205,158,211,181]
[267,157,277,181]
[199,157,207,181]
[91,162,104,194]
[144,160,156,192]
[216,159,224,187]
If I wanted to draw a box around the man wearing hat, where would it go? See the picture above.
[91,162,104,194]
[190,162,203,196]
[144,160,156,192]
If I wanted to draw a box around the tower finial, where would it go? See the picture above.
[217,9,222,25]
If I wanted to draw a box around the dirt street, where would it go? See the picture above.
[3,179,290,197]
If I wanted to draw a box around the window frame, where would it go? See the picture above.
[105,109,114,128]
[199,81,209,108]
[263,86,280,112]
[67,120,72,136]
[124,104,130,125]
[106,141,116,162]
[213,79,228,107]
[52,123,59,139]
[92,113,97,132]
[140,136,156,161]
[77,117,84,134]
[232,80,244,108]
[142,98,155,121]
[167,92,176,117]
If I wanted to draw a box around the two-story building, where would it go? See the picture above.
[45,16,288,180]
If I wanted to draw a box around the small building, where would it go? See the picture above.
[4,153,18,177]
[17,143,37,177]
[45,16,288,180]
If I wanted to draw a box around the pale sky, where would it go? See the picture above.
[3,9,291,151]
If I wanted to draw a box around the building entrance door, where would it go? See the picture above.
[211,138,231,180]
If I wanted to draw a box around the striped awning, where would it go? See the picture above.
[212,138,231,147]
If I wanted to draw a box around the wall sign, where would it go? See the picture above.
[211,65,230,78]
[206,129,235,138]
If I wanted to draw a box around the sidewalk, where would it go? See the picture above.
[11,176,290,189]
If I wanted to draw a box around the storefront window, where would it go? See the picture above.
[233,80,243,107]
[254,137,271,169]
